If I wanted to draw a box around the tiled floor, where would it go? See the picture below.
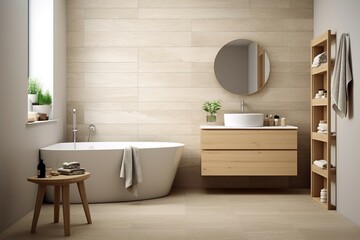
[1,188,360,240]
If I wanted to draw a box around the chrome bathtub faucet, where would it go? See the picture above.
[73,108,77,148]
[240,99,245,112]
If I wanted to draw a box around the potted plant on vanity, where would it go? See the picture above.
[202,100,221,124]
[32,89,52,120]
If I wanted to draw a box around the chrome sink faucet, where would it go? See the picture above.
[72,108,77,148]
[240,99,245,112]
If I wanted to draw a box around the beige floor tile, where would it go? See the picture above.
[186,227,246,240]
[246,230,306,240]
[239,215,296,232]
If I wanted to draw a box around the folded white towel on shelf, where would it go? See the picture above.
[120,146,143,196]
[317,126,327,132]
[313,160,328,169]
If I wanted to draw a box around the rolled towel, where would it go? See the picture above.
[313,160,328,169]
[312,52,327,67]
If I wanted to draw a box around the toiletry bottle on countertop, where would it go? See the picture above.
[264,115,269,126]
[274,115,280,126]
[274,119,279,126]
[280,117,286,126]
[269,114,274,126]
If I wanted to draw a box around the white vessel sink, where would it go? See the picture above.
[224,113,264,127]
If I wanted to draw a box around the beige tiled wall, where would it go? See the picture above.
[67,0,313,188]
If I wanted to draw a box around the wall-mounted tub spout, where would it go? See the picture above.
[73,108,77,149]
[88,124,96,142]
[240,99,245,112]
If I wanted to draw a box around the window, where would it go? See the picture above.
[28,0,54,121]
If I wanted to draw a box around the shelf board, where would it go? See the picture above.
[312,164,336,177]
[311,63,328,75]
[312,132,329,142]
[312,98,328,106]
[312,164,328,178]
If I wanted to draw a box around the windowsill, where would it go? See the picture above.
[26,119,58,126]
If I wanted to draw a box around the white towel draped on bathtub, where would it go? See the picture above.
[120,146,143,196]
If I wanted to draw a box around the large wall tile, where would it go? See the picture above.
[67,0,137,9]
[139,0,250,8]
[68,47,137,62]
[84,9,138,19]
[84,73,138,88]
[85,19,192,32]
[67,88,138,102]
[84,63,138,73]
[138,8,250,19]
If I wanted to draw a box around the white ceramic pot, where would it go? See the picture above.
[33,105,52,117]
[28,94,37,104]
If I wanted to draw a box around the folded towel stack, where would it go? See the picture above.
[317,121,328,134]
[58,161,85,175]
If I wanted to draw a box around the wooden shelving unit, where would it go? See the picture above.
[310,30,336,210]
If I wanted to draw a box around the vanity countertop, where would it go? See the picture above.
[200,125,298,130]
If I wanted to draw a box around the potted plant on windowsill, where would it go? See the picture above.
[32,89,52,120]
[28,77,41,106]
[202,100,221,124]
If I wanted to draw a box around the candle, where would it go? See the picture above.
[73,108,76,129]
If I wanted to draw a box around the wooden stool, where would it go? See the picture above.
[27,172,92,236]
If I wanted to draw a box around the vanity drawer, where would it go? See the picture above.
[201,130,297,150]
[201,150,297,176]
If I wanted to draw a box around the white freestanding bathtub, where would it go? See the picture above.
[40,142,184,203]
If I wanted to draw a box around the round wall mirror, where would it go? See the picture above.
[214,39,270,95]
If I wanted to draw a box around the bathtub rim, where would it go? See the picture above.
[40,141,185,151]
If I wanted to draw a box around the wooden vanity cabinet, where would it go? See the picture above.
[200,128,298,176]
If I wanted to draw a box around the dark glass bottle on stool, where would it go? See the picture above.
[37,159,46,178]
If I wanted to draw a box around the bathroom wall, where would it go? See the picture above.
[314,0,360,225]
[0,0,67,232]
[67,0,313,188]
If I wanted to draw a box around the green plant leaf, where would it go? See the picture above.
[37,89,52,105]
[28,77,41,94]
[202,100,221,115]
